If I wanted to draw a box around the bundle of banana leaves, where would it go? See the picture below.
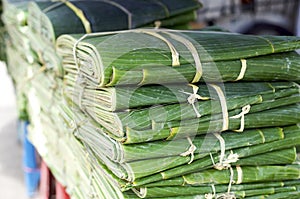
[27,0,200,76]
[63,81,300,142]
[24,58,300,198]
[56,30,300,87]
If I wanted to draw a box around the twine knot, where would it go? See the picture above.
[214,151,239,170]
[180,137,197,164]
[230,105,251,132]
[180,84,209,118]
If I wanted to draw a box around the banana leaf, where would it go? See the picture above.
[91,98,300,143]
[259,191,300,199]
[28,0,200,46]
[132,125,300,186]
[64,81,299,140]
[123,185,298,198]
[27,0,200,76]
[124,185,297,198]
[85,138,298,185]
[77,125,284,163]
[156,165,300,186]
[83,139,299,197]
[164,103,300,139]
[63,79,298,111]
[56,30,300,87]
[27,82,300,198]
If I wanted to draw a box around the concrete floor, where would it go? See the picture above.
[0,62,30,198]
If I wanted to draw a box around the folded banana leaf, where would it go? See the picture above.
[72,125,299,185]
[84,142,299,198]
[56,30,300,87]
[123,185,299,199]
[27,81,99,198]
[64,79,298,111]
[131,125,300,186]
[28,0,200,46]
[85,146,298,184]
[26,79,300,199]
[73,89,300,143]
[166,165,299,186]
[260,191,300,199]
[27,0,200,76]
[164,103,300,138]
[75,124,284,163]
[124,185,298,198]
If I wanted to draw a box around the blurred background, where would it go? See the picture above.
[0,0,299,198]
[0,62,28,198]
[196,0,299,36]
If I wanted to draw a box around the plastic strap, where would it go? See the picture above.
[163,32,203,82]
[236,165,243,184]
[138,30,180,66]
[235,59,247,81]
[60,0,92,33]
[71,28,235,72]
[208,84,229,131]
[258,36,275,53]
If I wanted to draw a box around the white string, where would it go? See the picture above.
[230,105,251,132]
[179,84,209,118]
[163,32,203,82]
[138,30,180,66]
[214,167,237,199]
[180,137,197,164]
[212,132,239,170]
[205,184,216,199]
[70,28,236,70]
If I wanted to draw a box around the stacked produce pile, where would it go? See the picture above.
[56,30,300,198]
[2,0,200,122]
[2,0,300,198]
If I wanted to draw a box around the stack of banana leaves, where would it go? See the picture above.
[2,0,300,198]
[2,0,200,122]
[55,29,300,198]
